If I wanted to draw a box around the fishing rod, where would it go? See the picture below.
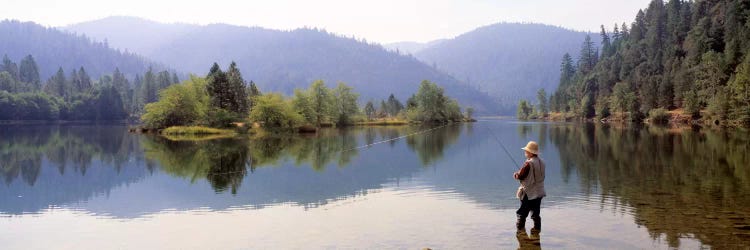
[483,124,522,170]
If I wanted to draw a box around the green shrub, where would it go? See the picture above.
[207,108,241,128]
[648,108,671,124]
[141,76,208,128]
[249,93,303,130]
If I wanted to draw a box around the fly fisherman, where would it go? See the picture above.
[513,141,546,232]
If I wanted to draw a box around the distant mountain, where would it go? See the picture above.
[384,39,447,55]
[65,16,199,56]
[414,23,591,106]
[65,17,500,114]
[0,20,163,80]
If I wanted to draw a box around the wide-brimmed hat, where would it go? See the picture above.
[521,141,539,155]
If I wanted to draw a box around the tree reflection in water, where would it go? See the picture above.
[142,125,464,194]
[550,124,750,249]
[405,124,462,165]
[0,125,137,186]
[142,136,250,194]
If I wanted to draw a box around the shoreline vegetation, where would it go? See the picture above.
[517,0,750,128]
[1,54,179,122]
[542,110,735,127]
[133,62,476,139]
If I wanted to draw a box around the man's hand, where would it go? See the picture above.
[513,172,519,180]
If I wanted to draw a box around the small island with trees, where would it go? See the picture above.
[137,62,475,137]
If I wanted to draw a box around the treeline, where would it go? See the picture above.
[141,62,472,130]
[0,54,179,120]
[516,89,548,120]
[535,0,750,125]
[1,20,158,80]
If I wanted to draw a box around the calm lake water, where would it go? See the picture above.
[1,121,749,249]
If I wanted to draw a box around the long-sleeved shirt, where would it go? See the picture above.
[516,161,531,180]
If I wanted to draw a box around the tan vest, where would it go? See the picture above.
[520,157,546,200]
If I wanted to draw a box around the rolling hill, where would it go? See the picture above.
[0,20,164,80]
[413,23,591,105]
[66,17,501,114]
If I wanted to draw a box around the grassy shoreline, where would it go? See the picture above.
[352,119,412,126]
[131,118,477,141]
[161,126,237,135]
[541,110,747,127]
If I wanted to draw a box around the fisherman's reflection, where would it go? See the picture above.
[516,229,541,250]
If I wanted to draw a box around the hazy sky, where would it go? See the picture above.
[2,0,652,43]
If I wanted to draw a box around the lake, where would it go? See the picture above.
[1,121,749,249]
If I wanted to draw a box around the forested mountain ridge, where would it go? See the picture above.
[413,23,591,106]
[0,20,182,121]
[549,0,750,125]
[0,20,164,80]
[65,18,501,114]
[64,16,199,56]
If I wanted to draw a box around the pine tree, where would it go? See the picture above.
[666,0,685,57]
[225,61,249,115]
[247,81,261,110]
[560,53,576,88]
[43,67,67,97]
[207,63,228,111]
[2,55,19,82]
[18,55,40,90]
[78,67,92,93]
[600,25,612,59]
[112,68,129,110]
[631,10,647,42]
[613,24,621,43]
[536,88,548,116]
[68,68,80,98]
[578,35,597,74]
[645,0,667,66]
[132,74,143,112]
[378,100,388,118]
[386,94,403,116]
[112,68,127,94]
[0,72,14,93]
[142,67,158,104]
[364,101,375,120]
[96,84,127,120]
[157,71,172,90]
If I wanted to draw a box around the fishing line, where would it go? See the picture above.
[482,123,521,170]
[339,123,448,153]
[206,123,449,176]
